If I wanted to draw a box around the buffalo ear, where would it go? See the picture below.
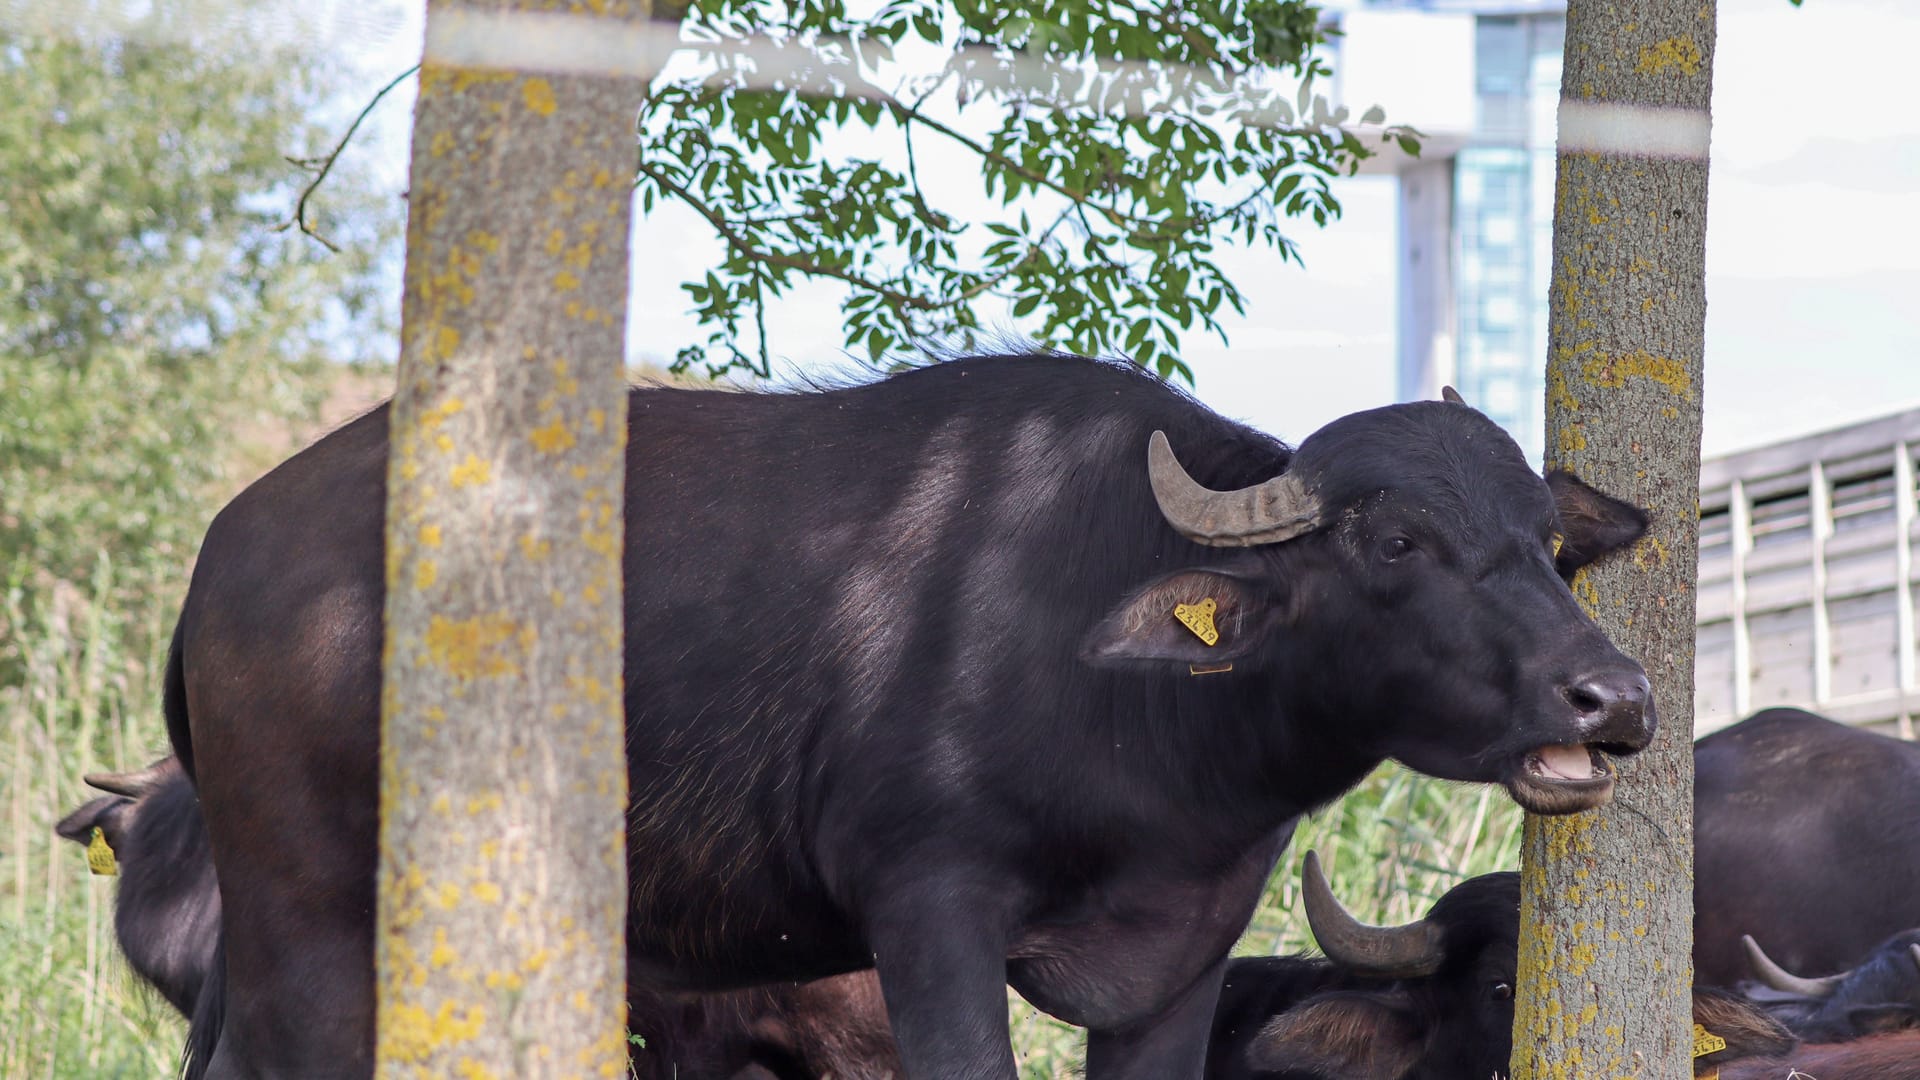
[1244,990,1424,1080]
[1689,987,1798,1061]
[55,794,132,847]
[1546,469,1649,579]
[1080,569,1278,667]
[1846,1002,1920,1035]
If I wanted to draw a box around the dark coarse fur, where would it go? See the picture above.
[628,973,901,1079]
[1215,876,1796,1080]
[1742,928,1920,1043]
[166,354,1651,1079]
[54,755,219,1019]
[1695,708,1920,987]
[1691,987,1800,1069]
[1719,1030,1920,1080]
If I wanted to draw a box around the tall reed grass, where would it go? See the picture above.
[0,557,186,1078]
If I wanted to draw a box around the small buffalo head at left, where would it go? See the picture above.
[56,756,218,1019]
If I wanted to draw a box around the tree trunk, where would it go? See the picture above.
[1513,2,1716,1077]
[377,2,643,1074]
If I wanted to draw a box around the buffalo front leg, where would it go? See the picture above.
[864,882,1018,1080]
[1082,955,1228,1080]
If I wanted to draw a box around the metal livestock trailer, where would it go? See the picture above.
[1696,406,1920,738]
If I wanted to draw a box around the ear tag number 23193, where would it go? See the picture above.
[1173,597,1219,647]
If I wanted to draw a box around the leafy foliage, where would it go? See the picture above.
[639,0,1412,380]
[0,19,397,684]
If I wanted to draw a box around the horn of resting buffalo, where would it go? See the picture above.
[1741,934,1848,999]
[1300,850,1447,979]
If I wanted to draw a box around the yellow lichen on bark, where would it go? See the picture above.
[377,2,643,1077]
[1514,1,1713,1078]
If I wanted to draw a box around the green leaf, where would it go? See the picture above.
[638,0,1350,383]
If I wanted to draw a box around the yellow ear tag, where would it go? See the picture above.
[1173,597,1219,647]
[85,826,118,877]
[1551,533,1565,559]
[1691,1024,1726,1058]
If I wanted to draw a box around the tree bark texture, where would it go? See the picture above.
[377,2,642,1076]
[1514,2,1715,1078]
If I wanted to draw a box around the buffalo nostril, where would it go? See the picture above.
[1564,683,1606,714]
[1563,672,1651,716]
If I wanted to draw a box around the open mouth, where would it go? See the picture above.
[1503,744,1618,815]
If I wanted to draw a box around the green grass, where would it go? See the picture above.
[1,567,188,1078]
[2,567,1521,1078]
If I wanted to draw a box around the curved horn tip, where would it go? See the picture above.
[82,771,141,797]
[82,759,170,798]
[1741,934,1845,999]
[1144,431,1322,548]
[1301,850,1445,979]
[1441,385,1467,406]
[1909,943,1920,974]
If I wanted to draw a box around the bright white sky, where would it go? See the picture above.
[334,0,1920,458]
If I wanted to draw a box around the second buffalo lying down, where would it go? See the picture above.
[1740,930,1920,1042]
[163,355,1655,1077]
[1205,856,1795,1080]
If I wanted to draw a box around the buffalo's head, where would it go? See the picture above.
[54,756,213,1019]
[1082,394,1655,815]
[1742,931,1920,1041]
[1214,856,1796,1080]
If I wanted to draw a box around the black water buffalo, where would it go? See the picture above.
[1695,708,1920,988]
[1207,856,1794,1080]
[1719,1029,1920,1080]
[1740,930,1920,1042]
[53,756,219,1018]
[167,354,1654,1078]
[60,757,903,1079]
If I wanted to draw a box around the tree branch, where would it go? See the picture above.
[642,160,945,310]
[277,63,420,253]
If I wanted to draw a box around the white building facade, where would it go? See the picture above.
[1327,0,1569,464]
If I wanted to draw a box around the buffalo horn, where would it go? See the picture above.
[1441,385,1467,406]
[1910,943,1920,975]
[1301,851,1446,979]
[83,759,170,799]
[1146,431,1321,547]
[1741,935,1846,999]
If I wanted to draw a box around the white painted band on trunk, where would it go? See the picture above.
[418,9,1356,132]
[424,9,679,81]
[1556,100,1712,160]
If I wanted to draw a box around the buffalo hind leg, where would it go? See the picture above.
[865,879,1017,1080]
[1082,955,1227,1080]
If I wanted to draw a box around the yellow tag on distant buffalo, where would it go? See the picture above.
[1691,1024,1726,1057]
[1173,597,1219,647]
[85,826,118,877]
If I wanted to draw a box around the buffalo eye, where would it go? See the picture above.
[1491,981,1514,1001]
[1379,536,1415,563]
